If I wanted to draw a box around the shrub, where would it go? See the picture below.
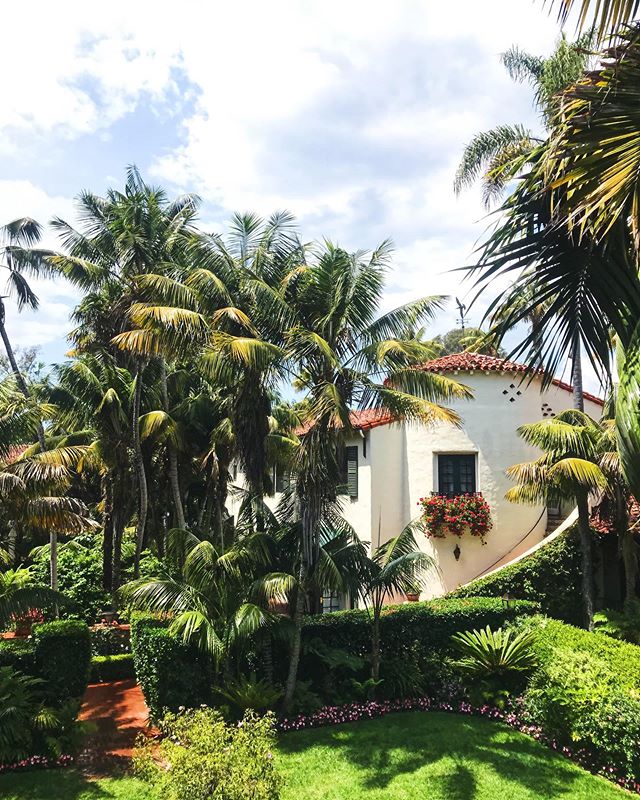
[90,654,135,683]
[90,625,130,656]
[32,620,91,703]
[134,707,281,800]
[216,674,283,717]
[130,613,213,720]
[519,616,640,781]
[448,527,583,625]
[0,640,36,675]
[593,600,640,644]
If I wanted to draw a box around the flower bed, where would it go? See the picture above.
[0,754,73,775]
[279,697,640,794]
[419,493,492,541]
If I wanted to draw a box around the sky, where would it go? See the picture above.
[1,0,598,389]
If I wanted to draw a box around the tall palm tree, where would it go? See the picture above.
[359,523,436,683]
[506,409,609,627]
[51,167,200,575]
[455,35,593,408]
[0,219,56,451]
[280,239,471,710]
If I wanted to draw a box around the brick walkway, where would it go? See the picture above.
[78,679,157,775]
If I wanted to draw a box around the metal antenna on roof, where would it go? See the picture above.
[455,297,467,332]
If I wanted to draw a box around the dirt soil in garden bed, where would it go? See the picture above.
[78,679,158,777]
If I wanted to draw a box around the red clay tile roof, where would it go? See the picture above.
[295,408,393,435]
[420,352,604,407]
[591,497,640,535]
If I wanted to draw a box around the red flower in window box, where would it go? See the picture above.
[419,494,492,543]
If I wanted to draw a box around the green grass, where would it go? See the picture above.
[0,712,630,799]
[278,712,629,799]
[0,771,152,800]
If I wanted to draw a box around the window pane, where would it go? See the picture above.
[438,454,476,495]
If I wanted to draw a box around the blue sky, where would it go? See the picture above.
[1,1,598,388]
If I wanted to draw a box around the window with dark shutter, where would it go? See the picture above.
[437,454,476,495]
[274,466,290,494]
[338,445,358,497]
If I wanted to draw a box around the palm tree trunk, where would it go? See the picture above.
[0,304,45,450]
[50,531,59,618]
[371,607,381,682]
[160,360,186,530]
[577,493,594,629]
[102,475,114,592]
[571,340,585,412]
[132,361,148,578]
[283,565,306,714]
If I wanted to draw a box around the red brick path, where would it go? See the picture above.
[78,679,157,775]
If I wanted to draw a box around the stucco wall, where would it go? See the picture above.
[233,370,602,603]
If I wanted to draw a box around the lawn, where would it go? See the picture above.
[278,712,629,800]
[0,711,630,799]
[0,771,152,800]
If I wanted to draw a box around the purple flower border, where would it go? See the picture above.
[0,754,73,775]
[279,697,640,795]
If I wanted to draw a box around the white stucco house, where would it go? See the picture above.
[269,352,604,606]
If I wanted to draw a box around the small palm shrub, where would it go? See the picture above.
[452,625,537,706]
[134,707,281,800]
[0,667,82,764]
[216,674,283,716]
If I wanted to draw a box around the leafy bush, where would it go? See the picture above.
[30,536,109,624]
[134,707,281,800]
[130,613,213,720]
[519,616,640,781]
[0,667,83,763]
[32,620,91,703]
[90,625,131,656]
[449,527,583,625]
[594,600,640,644]
[0,639,36,674]
[90,653,135,683]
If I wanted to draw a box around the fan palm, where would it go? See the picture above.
[506,409,609,627]
[359,522,436,682]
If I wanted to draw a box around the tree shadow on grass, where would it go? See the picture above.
[0,770,136,800]
[279,711,612,798]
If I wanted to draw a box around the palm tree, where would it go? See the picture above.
[51,167,200,575]
[359,523,436,683]
[454,36,593,207]
[455,35,594,408]
[280,239,471,710]
[545,0,638,39]
[50,353,134,591]
[0,219,56,451]
[0,567,60,630]
[506,409,609,627]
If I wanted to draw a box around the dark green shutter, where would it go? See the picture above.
[345,445,358,498]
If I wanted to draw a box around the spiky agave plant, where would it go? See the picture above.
[452,625,538,678]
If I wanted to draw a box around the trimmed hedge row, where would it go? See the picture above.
[0,620,91,705]
[520,616,640,782]
[130,614,214,720]
[131,599,538,720]
[90,653,135,683]
[448,528,583,625]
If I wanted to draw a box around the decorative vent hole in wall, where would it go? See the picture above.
[502,383,523,403]
[541,402,556,418]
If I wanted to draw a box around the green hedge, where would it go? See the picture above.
[448,528,583,625]
[0,639,37,674]
[520,616,640,781]
[32,620,91,703]
[90,653,135,683]
[130,614,214,720]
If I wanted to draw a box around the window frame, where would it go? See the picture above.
[436,453,477,496]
